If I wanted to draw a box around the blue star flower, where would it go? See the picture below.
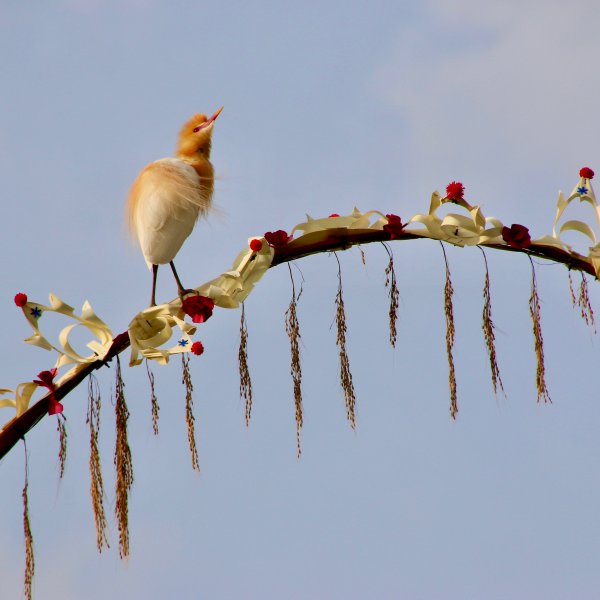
[177,339,189,347]
[577,186,588,195]
[30,307,42,319]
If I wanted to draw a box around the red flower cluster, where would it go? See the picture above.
[383,214,406,239]
[502,224,531,249]
[182,295,215,324]
[249,239,263,252]
[445,181,465,201]
[14,293,28,307]
[580,167,595,179]
[34,368,63,415]
[264,230,291,248]
[191,341,204,356]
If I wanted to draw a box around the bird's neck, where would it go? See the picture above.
[179,154,214,183]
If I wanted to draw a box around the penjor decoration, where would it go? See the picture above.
[1,168,600,600]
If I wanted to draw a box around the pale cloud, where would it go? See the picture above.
[374,0,600,180]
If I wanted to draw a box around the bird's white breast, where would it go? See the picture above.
[129,157,211,266]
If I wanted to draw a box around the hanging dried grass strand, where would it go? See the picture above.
[57,416,68,479]
[22,440,34,600]
[181,354,200,472]
[568,270,577,306]
[479,248,505,397]
[239,303,253,427]
[578,273,596,332]
[440,243,458,419]
[568,269,596,332]
[528,257,551,403]
[359,245,367,266]
[87,375,109,552]
[334,253,357,429]
[114,356,134,558]
[145,360,160,435]
[382,242,399,348]
[285,264,303,457]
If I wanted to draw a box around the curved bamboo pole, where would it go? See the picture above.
[0,229,596,460]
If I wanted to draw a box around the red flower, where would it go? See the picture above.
[34,368,63,415]
[264,230,291,248]
[383,214,406,239]
[580,167,595,179]
[48,397,64,415]
[191,341,204,356]
[34,368,58,390]
[328,213,340,218]
[182,295,215,324]
[249,239,263,252]
[502,224,531,249]
[445,181,465,201]
[14,293,28,307]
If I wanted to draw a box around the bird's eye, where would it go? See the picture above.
[193,126,201,133]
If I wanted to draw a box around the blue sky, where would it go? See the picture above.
[1,1,600,598]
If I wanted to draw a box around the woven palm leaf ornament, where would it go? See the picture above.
[1,168,599,599]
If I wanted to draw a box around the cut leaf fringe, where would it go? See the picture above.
[238,303,253,427]
[285,265,303,457]
[181,354,200,472]
[382,242,399,348]
[529,258,551,403]
[441,243,458,419]
[22,441,34,600]
[114,356,133,558]
[334,254,356,429]
[87,375,109,552]
[480,249,505,396]
[57,416,68,479]
[146,360,160,435]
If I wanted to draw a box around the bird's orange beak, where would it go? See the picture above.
[197,106,223,131]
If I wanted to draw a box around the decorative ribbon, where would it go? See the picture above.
[408,193,504,247]
[18,293,113,367]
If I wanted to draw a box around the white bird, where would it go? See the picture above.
[127,107,223,305]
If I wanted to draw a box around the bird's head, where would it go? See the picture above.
[176,107,223,160]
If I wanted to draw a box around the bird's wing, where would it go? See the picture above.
[127,158,214,266]
[127,158,209,238]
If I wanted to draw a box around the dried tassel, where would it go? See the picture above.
[22,440,34,600]
[578,273,596,333]
[382,242,399,348]
[568,269,596,332]
[358,245,366,266]
[114,356,133,558]
[285,264,303,457]
[146,360,160,435]
[87,375,109,552]
[181,354,200,472]
[238,303,253,427]
[334,253,357,429]
[479,248,505,396]
[568,270,577,307]
[57,416,68,479]
[441,243,458,419]
[528,257,551,403]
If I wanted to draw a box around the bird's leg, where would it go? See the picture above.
[169,261,196,298]
[150,264,159,306]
